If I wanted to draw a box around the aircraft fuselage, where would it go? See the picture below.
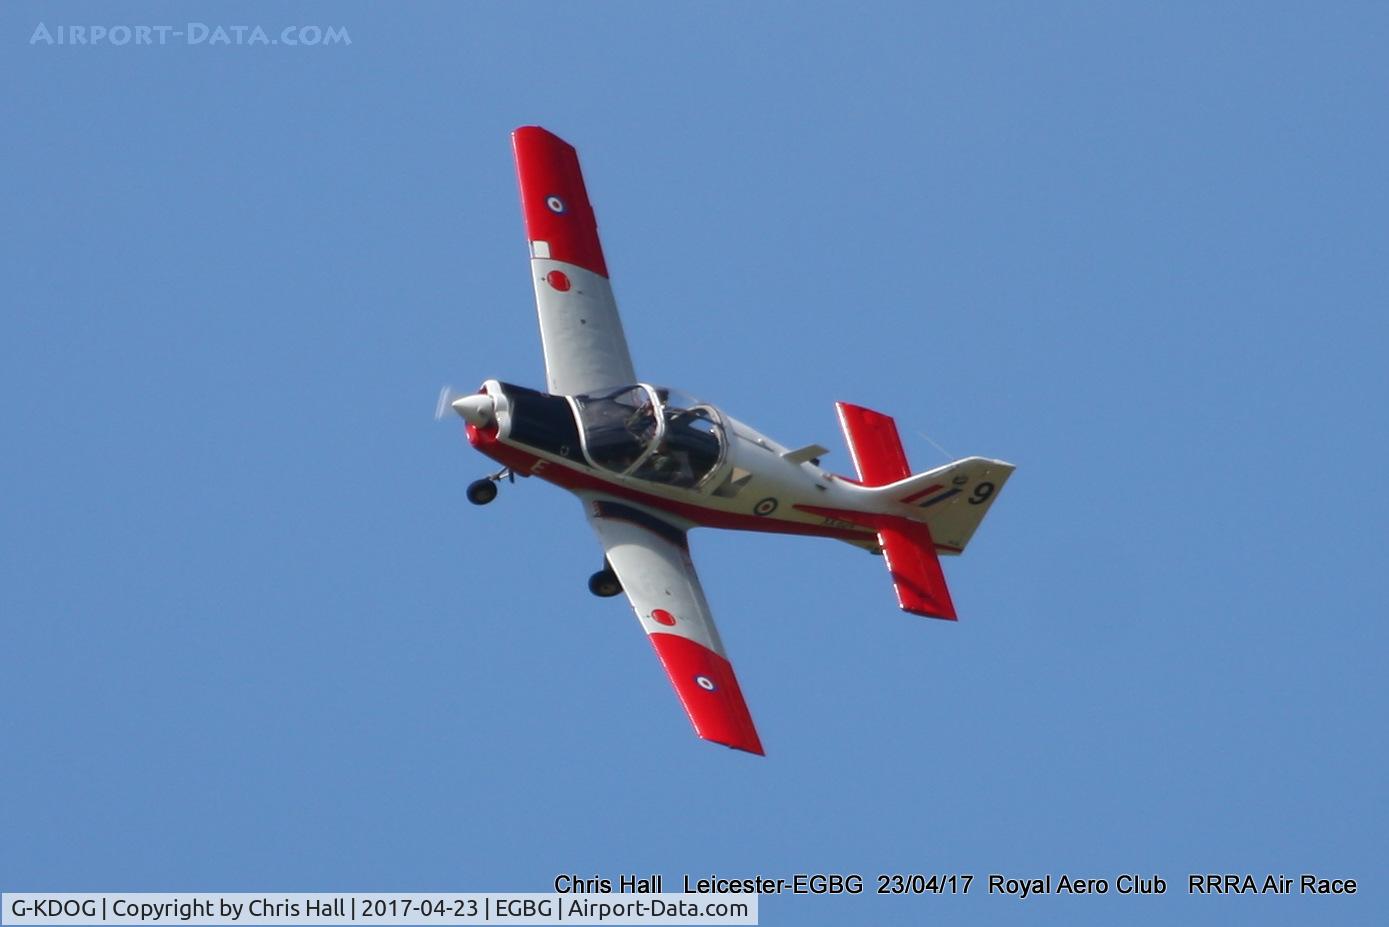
[465,378,883,547]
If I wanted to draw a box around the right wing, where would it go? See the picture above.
[581,494,764,755]
[512,126,637,398]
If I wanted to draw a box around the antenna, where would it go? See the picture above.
[915,430,955,463]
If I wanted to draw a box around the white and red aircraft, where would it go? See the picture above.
[445,126,1013,755]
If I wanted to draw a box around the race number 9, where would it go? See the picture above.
[968,482,995,505]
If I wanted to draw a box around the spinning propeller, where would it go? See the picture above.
[434,386,494,427]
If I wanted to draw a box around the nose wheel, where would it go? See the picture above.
[465,467,512,506]
[588,566,623,598]
[466,479,498,505]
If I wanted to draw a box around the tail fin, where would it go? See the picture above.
[835,402,1013,620]
[874,456,1015,554]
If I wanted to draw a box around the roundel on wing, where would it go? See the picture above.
[546,195,566,214]
[695,675,717,692]
[651,608,677,626]
[546,270,572,292]
[753,497,778,516]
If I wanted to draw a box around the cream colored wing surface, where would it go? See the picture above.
[512,126,636,397]
[580,494,764,755]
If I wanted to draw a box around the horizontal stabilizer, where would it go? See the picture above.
[833,399,1012,618]
[836,402,910,485]
[877,517,957,620]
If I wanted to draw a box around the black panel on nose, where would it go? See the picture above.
[498,382,583,460]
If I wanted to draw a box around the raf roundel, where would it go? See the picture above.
[546,195,566,214]
[695,675,717,692]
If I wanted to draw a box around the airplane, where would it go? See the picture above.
[442,126,1014,755]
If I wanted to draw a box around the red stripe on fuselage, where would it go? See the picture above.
[792,503,964,554]
[468,427,876,544]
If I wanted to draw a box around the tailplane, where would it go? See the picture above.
[835,402,1014,620]
[877,516,957,619]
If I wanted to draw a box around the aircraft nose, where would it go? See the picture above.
[451,393,495,427]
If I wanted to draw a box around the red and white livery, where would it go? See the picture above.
[445,127,1014,755]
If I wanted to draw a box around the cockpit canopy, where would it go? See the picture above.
[573,384,726,489]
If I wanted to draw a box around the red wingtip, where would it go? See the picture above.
[648,633,764,756]
[512,126,609,278]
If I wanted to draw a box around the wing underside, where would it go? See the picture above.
[581,494,764,755]
[512,126,636,398]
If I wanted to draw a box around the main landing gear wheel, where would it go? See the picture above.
[588,569,623,598]
[466,479,499,506]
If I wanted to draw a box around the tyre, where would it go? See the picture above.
[466,479,498,505]
[588,569,623,598]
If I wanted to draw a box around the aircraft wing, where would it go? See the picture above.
[512,126,636,398]
[581,494,764,755]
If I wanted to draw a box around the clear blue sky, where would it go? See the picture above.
[2,3,1385,925]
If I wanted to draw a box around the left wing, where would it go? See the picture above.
[512,126,636,397]
[581,494,764,755]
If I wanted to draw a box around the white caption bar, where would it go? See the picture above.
[3,894,757,926]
